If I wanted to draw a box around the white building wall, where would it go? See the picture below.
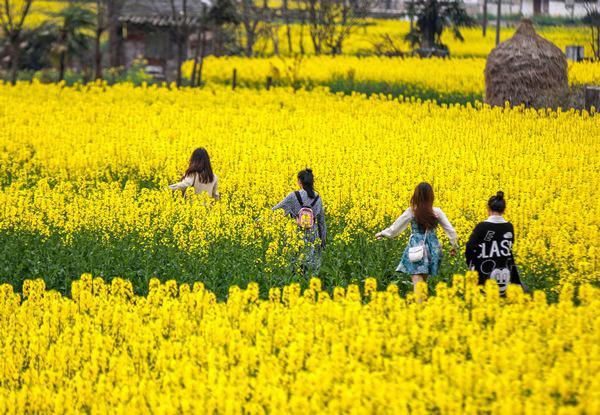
[373,0,596,18]
[464,0,594,18]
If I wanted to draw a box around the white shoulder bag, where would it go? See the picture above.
[407,229,428,263]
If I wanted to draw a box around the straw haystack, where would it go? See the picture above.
[485,19,568,108]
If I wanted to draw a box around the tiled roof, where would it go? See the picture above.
[120,0,209,27]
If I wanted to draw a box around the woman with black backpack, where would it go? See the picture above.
[273,169,327,277]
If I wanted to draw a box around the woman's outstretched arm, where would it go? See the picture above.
[376,208,412,239]
[272,192,295,215]
[435,208,458,247]
[169,175,194,191]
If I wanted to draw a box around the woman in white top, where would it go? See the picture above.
[169,148,220,199]
[376,182,457,292]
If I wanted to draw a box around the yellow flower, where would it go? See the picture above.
[0,274,597,413]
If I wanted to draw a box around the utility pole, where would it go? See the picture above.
[495,0,501,46]
[483,0,488,37]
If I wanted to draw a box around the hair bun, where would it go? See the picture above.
[496,191,504,200]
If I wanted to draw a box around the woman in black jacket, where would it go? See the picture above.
[465,191,524,295]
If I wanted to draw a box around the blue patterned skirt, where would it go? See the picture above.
[397,231,443,276]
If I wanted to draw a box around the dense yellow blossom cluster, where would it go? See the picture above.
[0,82,598,290]
[185,56,486,99]
[0,274,598,413]
[16,0,70,28]
[184,56,600,100]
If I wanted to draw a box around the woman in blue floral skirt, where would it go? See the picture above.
[376,182,458,292]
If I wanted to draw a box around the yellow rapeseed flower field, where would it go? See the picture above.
[184,56,600,103]
[0,82,598,295]
[12,0,69,28]
[0,274,598,413]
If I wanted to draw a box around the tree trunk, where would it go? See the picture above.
[299,21,305,55]
[190,44,199,86]
[308,2,320,55]
[542,0,549,14]
[482,0,488,37]
[9,40,19,85]
[108,24,123,68]
[422,26,434,49]
[94,30,103,80]
[59,29,67,82]
[59,52,66,82]
[190,9,207,87]
[272,26,280,55]
[533,0,541,15]
[245,30,255,57]
[283,0,292,54]
[83,65,91,83]
[298,7,306,55]
[176,34,184,86]
[584,86,600,112]
[309,25,321,55]
[332,35,343,56]
[95,0,105,80]
[196,26,207,86]
[596,26,600,59]
[312,35,321,54]
[590,26,596,59]
[518,0,523,16]
[108,1,123,68]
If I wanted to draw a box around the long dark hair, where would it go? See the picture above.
[410,182,438,230]
[183,148,214,184]
[298,168,316,198]
[488,191,506,213]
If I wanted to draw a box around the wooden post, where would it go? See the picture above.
[584,86,600,112]
[542,0,549,14]
[565,46,584,62]
[482,0,488,37]
[232,68,237,90]
[266,76,272,90]
[533,0,541,15]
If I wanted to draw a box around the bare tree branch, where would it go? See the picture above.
[0,0,35,83]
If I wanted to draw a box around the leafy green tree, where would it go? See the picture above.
[16,23,57,70]
[50,4,94,81]
[190,0,240,86]
[405,0,475,55]
[208,0,240,56]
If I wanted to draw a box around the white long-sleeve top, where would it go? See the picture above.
[378,207,458,246]
[169,173,220,199]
